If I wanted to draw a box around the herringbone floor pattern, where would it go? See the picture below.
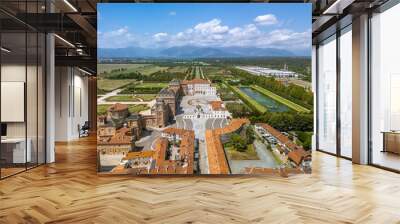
[1,136,399,224]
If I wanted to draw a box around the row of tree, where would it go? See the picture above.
[119,84,164,94]
[250,111,313,132]
[105,70,186,82]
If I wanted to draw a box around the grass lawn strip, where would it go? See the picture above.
[97,79,136,92]
[251,85,310,113]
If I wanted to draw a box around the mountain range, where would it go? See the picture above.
[98,46,308,58]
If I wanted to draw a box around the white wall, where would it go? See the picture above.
[54,67,89,141]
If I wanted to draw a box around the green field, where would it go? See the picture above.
[167,66,189,73]
[105,94,156,102]
[97,104,149,115]
[128,104,150,113]
[225,82,267,114]
[98,64,148,73]
[98,64,169,76]
[251,85,310,113]
[97,79,136,92]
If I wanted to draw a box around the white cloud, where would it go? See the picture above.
[98,26,136,48]
[169,11,176,16]
[153,32,169,42]
[254,14,278,26]
[99,19,310,52]
[194,19,229,34]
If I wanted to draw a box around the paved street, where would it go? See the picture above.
[135,129,161,150]
[179,93,222,173]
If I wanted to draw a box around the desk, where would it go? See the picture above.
[382,131,400,154]
[1,138,31,164]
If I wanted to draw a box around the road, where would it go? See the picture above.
[97,88,122,104]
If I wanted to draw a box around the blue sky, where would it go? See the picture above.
[98,3,311,51]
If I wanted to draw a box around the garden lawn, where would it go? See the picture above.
[135,82,168,88]
[135,94,157,101]
[97,79,136,92]
[128,104,149,113]
[97,104,149,115]
[225,144,259,160]
[104,95,140,102]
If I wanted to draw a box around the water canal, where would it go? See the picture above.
[239,87,290,112]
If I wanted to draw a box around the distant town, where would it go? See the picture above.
[97,60,313,175]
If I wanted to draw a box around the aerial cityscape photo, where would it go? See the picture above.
[97,3,313,175]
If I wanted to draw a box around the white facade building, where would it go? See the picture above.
[183,79,217,96]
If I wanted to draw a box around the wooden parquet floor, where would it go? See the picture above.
[1,136,400,224]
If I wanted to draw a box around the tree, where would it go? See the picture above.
[245,127,255,144]
[230,133,247,152]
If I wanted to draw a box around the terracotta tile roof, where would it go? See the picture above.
[153,138,169,168]
[98,127,132,145]
[287,148,309,166]
[122,151,155,160]
[162,127,194,137]
[210,101,226,111]
[214,118,250,135]
[108,103,128,112]
[205,118,250,174]
[154,128,195,174]
[256,123,302,151]
[181,78,210,85]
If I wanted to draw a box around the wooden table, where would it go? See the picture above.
[382,131,400,154]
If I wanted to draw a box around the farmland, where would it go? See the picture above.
[97,79,136,92]
[98,64,169,76]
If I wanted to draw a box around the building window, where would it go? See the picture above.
[339,25,352,158]
[370,3,400,171]
[317,35,337,154]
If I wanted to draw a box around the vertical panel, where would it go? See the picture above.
[38,32,46,165]
[339,26,353,158]
[317,35,337,154]
[27,30,38,168]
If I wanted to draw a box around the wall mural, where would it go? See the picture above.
[97,3,313,175]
